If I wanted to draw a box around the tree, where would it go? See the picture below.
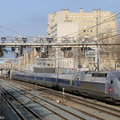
[0,46,9,57]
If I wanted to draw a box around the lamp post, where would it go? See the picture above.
[22,37,27,43]
[94,37,100,71]
[1,37,6,43]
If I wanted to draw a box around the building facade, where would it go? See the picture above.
[47,9,117,43]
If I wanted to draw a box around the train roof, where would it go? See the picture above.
[86,71,120,74]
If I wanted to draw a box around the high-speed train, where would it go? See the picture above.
[11,71,120,104]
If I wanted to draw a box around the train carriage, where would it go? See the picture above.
[57,74,75,92]
[43,73,58,88]
[36,73,45,85]
[78,72,107,99]
[78,71,120,102]
[12,71,25,81]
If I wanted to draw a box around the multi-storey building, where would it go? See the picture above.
[47,9,117,43]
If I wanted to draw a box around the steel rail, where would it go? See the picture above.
[1,87,43,120]
[1,93,28,120]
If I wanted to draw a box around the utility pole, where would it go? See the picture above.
[96,16,99,39]
[94,47,99,71]
[95,16,100,71]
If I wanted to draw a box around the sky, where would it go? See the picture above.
[0,0,120,38]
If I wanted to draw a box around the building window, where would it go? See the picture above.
[104,29,106,32]
[113,19,115,22]
[90,25,93,28]
[43,63,46,66]
[90,20,93,23]
[28,54,30,59]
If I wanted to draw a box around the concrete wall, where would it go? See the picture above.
[33,67,56,73]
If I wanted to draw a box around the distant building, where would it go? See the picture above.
[47,9,117,43]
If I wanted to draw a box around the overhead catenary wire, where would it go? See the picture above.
[0,25,25,37]
[0,30,8,37]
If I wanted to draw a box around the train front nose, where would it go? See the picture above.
[117,78,120,100]
[112,77,120,101]
[118,86,120,100]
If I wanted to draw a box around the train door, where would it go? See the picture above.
[105,77,109,95]
[73,80,81,86]
[69,79,73,92]
[72,76,81,92]
[55,74,59,89]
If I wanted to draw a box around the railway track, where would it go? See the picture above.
[0,80,98,120]
[37,88,120,120]
[1,78,120,120]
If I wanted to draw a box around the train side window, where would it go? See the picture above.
[105,73,107,77]
[92,73,107,77]
[111,80,113,84]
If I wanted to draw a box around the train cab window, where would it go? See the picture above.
[111,80,113,84]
